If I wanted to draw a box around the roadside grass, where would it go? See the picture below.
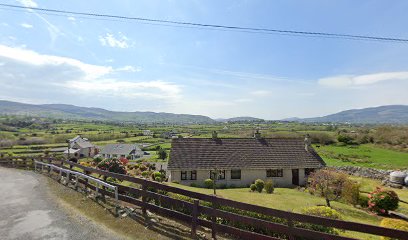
[315,144,408,169]
[46,178,173,240]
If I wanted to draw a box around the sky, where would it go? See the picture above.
[1,0,408,119]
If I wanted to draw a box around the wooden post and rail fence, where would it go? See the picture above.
[0,156,407,240]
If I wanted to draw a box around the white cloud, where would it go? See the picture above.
[20,23,33,29]
[16,0,38,8]
[62,79,181,101]
[67,16,76,22]
[0,44,181,102]
[0,45,111,80]
[99,33,132,49]
[318,72,408,88]
[250,90,271,96]
[116,65,142,72]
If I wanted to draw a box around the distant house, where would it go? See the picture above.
[168,132,325,187]
[64,135,98,158]
[143,130,153,136]
[100,144,144,160]
[160,130,178,139]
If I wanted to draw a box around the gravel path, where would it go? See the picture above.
[0,167,124,240]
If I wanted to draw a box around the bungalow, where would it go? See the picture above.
[168,132,325,187]
[100,144,144,160]
[64,135,98,158]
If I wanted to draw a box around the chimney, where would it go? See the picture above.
[304,134,311,151]
[254,128,261,139]
[212,131,218,139]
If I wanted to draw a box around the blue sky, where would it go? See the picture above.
[1,0,408,119]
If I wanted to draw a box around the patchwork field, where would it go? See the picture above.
[316,144,408,170]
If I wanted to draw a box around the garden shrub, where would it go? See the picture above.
[341,180,360,205]
[204,179,214,189]
[155,177,162,182]
[97,158,126,174]
[141,170,150,178]
[254,179,265,193]
[250,184,256,192]
[264,180,274,194]
[299,206,343,235]
[190,182,198,187]
[152,171,162,180]
[380,218,408,240]
[368,187,399,215]
[358,195,369,208]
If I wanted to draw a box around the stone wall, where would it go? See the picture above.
[331,166,392,180]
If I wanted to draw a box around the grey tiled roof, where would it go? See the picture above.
[100,144,142,155]
[168,138,325,170]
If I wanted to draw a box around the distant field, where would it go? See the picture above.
[315,144,408,169]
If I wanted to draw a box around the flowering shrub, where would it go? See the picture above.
[119,157,129,165]
[368,187,399,215]
[97,158,127,174]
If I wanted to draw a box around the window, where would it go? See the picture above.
[190,170,197,180]
[210,170,225,180]
[305,168,315,176]
[266,169,283,177]
[231,169,241,179]
[181,171,187,180]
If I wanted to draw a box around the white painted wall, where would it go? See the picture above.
[169,168,310,188]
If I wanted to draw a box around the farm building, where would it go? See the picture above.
[99,144,144,160]
[64,135,98,158]
[168,132,325,187]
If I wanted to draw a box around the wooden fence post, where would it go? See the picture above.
[287,216,295,240]
[211,197,217,240]
[47,158,52,174]
[142,184,147,215]
[192,199,199,239]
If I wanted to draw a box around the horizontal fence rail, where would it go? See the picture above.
[1,156,408,240]
[33,160,119,207]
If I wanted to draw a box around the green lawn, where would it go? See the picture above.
[168,180,408,240]
[315,144,408,170]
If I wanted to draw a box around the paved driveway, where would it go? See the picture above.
[0,167,123,240]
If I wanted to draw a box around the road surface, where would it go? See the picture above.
[0,167,123,240]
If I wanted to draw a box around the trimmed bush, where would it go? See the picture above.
[190,183,198,187]
[368,187,399,215]
[265,180,274,194]
[250,184,257,192]
[254,179,265,193]
[341,180,360,205]
[299,206,343,235]
[204,179,214,189]
[380,218,408,240]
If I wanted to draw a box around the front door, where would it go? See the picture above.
[292,169,299,185]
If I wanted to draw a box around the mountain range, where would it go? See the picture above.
[0,100,214,124]
[0,100,407,124]
[294,105,408,124]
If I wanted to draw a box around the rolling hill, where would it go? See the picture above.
[297,105,408,124]
[0,100,215,124]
